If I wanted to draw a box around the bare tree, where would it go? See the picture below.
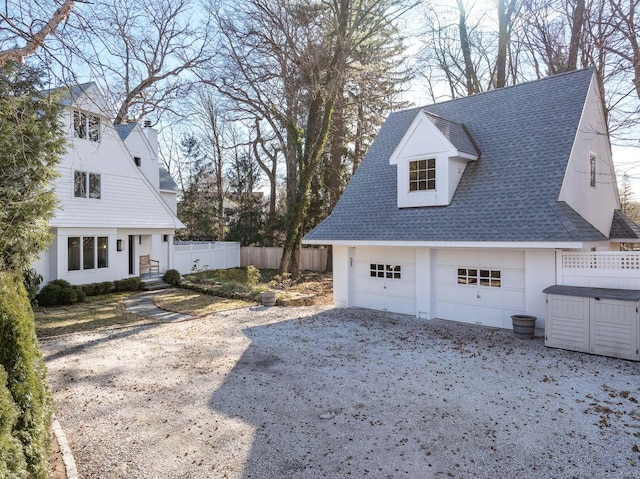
[66,0,215,125]
[0,0,79,66]
[192,88,229,240]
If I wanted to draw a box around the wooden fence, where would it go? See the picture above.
[241,246,328,272]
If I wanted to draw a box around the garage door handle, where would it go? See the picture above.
[477,294,480,299]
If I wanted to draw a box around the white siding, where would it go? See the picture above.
[35,84,184,286]
[559,75,619,236]
[332,245,350,309]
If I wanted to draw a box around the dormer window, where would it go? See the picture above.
[74,110,101,142]
[409,159,436,191]
[389,111,479,208]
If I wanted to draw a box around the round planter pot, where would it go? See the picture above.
[511,315,536,339]
[261,290,277,307]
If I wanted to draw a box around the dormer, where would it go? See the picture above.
[389,110,480,208]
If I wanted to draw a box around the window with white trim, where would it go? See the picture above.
[73,110,101,141]
[589,154,596,188]
[370,264,402,279]
[68,236,108,271]
[457,268,501,287]
[74,171,101,199]
[409,158,436,191]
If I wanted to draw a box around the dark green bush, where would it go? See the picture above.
[82,283,97,296]
[113,277,142,292]
[36,279,85,306]
[73,286,86,302]
[0,272,52,479]
[162,269,181,286]
[101,281,114,294]
[0,365,28,478]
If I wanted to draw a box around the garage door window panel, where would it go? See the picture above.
[458,268,501,287]
[370,263,402,280]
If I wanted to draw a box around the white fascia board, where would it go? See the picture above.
[303,239,585,249]
[455,151,479,161]
[610,238,640,243]
[117,227,178,235]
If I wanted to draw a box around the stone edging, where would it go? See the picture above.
[52,415,78,479]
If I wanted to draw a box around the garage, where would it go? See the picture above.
[352,246,416,316]
[435,249,526,328]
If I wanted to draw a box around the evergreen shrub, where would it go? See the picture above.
[0,272,52,478]
[162,269,181,286]
[113,277,142,292]
[36,279,85,306]
[0,365,28,478]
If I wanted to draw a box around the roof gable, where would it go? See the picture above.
[305,68,600,244]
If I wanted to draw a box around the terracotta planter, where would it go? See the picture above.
[511,315,536,339]
[261,290,277,307]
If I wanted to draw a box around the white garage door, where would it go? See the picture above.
[353,246,416,316]
[435,249,526,329]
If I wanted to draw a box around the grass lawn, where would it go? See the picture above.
[34,268,333,338]
[34,292,154,338]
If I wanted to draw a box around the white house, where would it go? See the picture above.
[304,68,640,332]
[33,82,184,286]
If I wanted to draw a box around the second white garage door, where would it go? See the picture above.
[435,249,526,329]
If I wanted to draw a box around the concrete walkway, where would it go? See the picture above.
[124,290,196,322]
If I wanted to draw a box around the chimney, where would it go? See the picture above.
[142,120,158,158]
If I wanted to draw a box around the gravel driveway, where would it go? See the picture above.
[42,305,640,479]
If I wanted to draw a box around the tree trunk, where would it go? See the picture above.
[495,0,517,89]
[0,0,75,66]
[458,0,480,95]
[567,0,585,71]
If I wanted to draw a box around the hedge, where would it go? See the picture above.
[0,271,52,479]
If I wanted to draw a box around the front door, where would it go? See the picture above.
[128,235,135,275]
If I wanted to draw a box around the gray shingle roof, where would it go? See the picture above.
[159,167,179,191]
[305,68,605,243]
[114,122,137,141]
[44,82,95,106]
[609,210,640,240]
[423,111,480,157]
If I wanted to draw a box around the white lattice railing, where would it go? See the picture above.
[561,252,640,289]
[563,252,640,270]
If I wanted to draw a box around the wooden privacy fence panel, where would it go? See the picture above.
[241,246,327,272]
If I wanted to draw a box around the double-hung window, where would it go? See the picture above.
[74,110,101,141]
[74,171,101,199]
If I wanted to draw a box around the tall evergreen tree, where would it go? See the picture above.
[0,61,66,271]
[225,150,266,246]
